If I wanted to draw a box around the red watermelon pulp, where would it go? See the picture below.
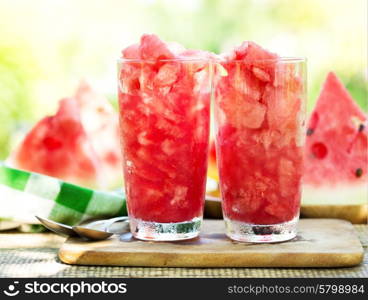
[302,72,368,223]
[9,82,122,189]
[10,97,101,188]
[74,81,122,188]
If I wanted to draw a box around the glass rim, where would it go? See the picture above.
[117,56,306,63]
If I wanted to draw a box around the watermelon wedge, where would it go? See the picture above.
[74,81,122,188]
[9,82,122,189]
[10,97,102,188]
[302,72,368,223]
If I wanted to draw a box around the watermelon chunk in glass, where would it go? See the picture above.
[118,34,212,237]
[302,72,368,223]
[214,41,305,229]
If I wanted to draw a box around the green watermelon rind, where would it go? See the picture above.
[302,184,368,205]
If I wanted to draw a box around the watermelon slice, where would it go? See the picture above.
[10,97,102,188]
[74,81,122,188]
[302,72,368,223]
[9,82,122,189]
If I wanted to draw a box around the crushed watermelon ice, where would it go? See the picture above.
[118,34,212,223]
[214,41,305,225]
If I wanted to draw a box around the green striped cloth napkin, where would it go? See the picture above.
[0,163,127,230]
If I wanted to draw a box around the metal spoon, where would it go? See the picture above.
[36,195,220,240]
[35,216,76,236]
[73,216,129,240]
[36,216,129,240]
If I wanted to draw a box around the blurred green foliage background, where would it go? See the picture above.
[0,0,366,159]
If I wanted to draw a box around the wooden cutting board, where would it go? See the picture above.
[58,219,363,268]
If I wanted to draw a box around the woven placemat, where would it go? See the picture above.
[0,225,367,278]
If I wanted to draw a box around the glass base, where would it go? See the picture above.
[129,217,202,241]
[224,216,298,243]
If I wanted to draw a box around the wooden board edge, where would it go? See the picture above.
[58,247,77,265]
[301,204,368,224]
[58,248,364,268]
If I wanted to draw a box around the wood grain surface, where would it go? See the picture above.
[58,219,364,268]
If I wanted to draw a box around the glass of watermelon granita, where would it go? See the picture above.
[117,35,213,241]
[213,41,306,243]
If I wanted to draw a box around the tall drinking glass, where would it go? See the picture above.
[117,58,212,241]
[213,58,306,242]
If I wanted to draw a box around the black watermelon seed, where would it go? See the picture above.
[358,124,365,132]
[306,128,314,136]
[355,168,363,178]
